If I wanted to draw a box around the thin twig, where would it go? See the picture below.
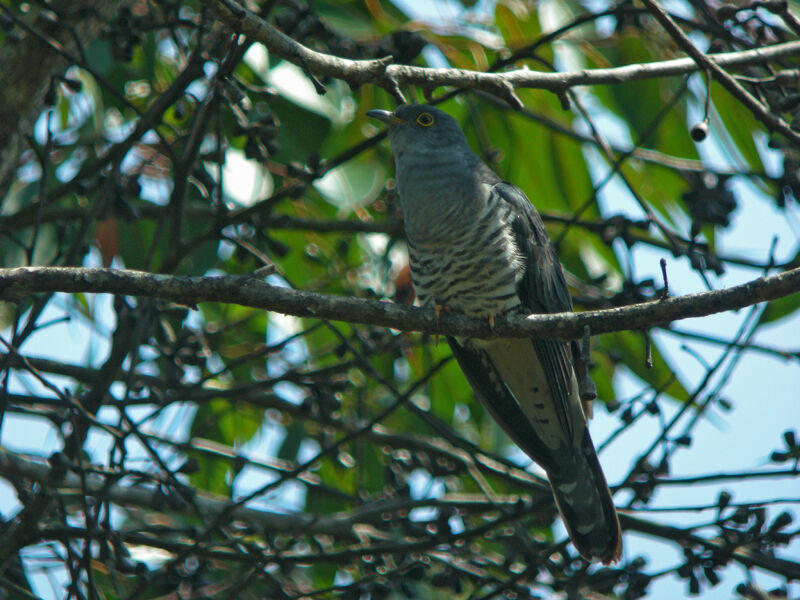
[640,0,800,145]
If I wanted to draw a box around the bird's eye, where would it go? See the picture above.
[416,113,434,127]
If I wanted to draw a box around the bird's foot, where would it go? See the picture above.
[434,304,445,345]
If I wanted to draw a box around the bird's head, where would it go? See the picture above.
[366,104,469,157]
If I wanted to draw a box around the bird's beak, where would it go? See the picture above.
[366,109,407,126]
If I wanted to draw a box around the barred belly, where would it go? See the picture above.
[405,188,523,319]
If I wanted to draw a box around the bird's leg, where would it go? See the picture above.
[487,314,499,342]
[572,325,598,418]
[580,325,593,367]
[434,304,444,346]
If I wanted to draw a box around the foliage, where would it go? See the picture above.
[0,0,798,598]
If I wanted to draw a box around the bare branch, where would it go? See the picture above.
[640,0,800,145]
[0,266,798,339]
[0,447,539,537]
[206,0,800,103]
[622,514,800,580]
[4,447,797,580]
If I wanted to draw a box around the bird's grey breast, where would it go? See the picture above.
[395,156,524,318]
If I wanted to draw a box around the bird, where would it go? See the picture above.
[367,103,622,564]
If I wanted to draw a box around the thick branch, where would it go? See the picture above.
[0,266,798,339]
[206,0,800,101]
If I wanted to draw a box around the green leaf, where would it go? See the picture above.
[89,559,137,599]
[270,95,332,162]
[306,457,353,514]
[596,330,690,403]
[477,95,567,214]
[0,302,16,332]
[179,211,221,275]
[708,81,766,173]
[759,292,800,325]
[426,343,462,423]
[495,1,549,64]
[190,396,264,447]
[588,35,698,159]
[278,421,306,461]
[117,218,157,270]
[189,452,231,496]
[84,38,113,75]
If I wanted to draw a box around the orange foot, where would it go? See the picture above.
[434,304,444,345]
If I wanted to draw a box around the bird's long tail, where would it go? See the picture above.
[547,430,621,564]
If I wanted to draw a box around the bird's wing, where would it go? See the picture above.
[446,181,586,471]
[491,181,572,314]
[493,179,600,413]
[497,181,585,444]
[448,336,567,468]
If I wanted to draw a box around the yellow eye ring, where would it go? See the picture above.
[416,112,434,127]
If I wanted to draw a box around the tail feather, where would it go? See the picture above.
[446,336,621,562]
[548,429,621,564]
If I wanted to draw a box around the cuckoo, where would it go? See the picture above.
[368,104,622,564]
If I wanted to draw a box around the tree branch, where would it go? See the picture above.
[622,513,800,580]
[205,0,800,104]
[0,446,539,538]
[0,0,131,190]
[0,266,798,339]
[0,447,381,537]
[3,447,797,580]
[640,0,800,145]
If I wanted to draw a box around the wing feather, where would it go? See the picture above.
[447,336,558,468]
[491,182,583,444]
